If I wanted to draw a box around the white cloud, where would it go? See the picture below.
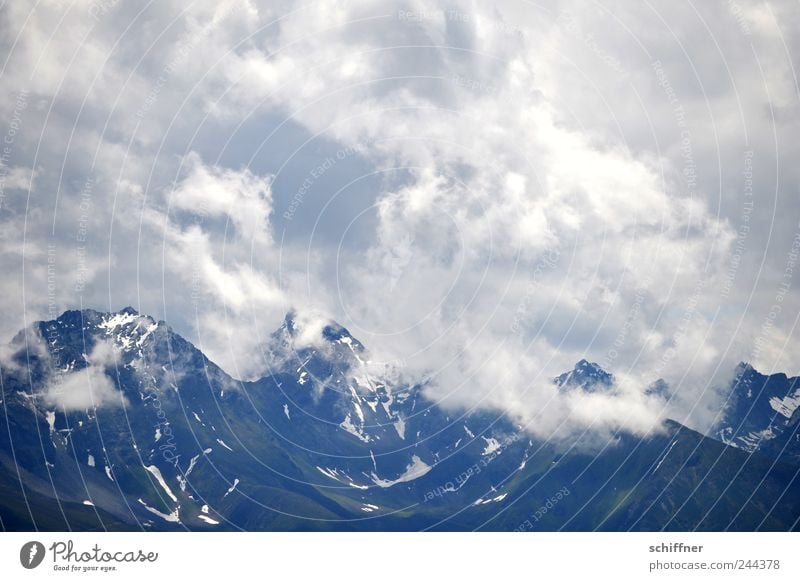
[133,154,286,379]
[0,166,37,193]
[44,341,127,411]
[0,0,798,441]
[169,152,274,244]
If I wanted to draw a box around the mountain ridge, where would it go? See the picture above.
[1,306,799,531]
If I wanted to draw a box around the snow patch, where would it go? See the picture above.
[99,311,137,331]
[474,493,508,505]
[349,387,366,423]
[738,427,777,450]
[316,466,369,489]
[354,375,376,393]
[339,335,366,365]
[223,478,240,498]
[340,414,370,442]
[144,465,178,503]
[136,323,159,347]
[371,455,432,488]
[185,454,200,477]
[137,498,180,523]
[769,391,800,419]
[45,411,56,433]
[316,466,339,481]
[481,437,501,456]
[178,454,202,492]
[394,416,406,439]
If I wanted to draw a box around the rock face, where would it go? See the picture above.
[1,308,799,531]
[713,362,800,464]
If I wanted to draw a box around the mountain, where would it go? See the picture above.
[1,308,799,531]
[712,362,800,464]
[554,359,614,392]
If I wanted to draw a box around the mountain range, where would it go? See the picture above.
[1,307,799,531]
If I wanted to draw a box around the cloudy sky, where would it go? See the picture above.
[1,0,798,438]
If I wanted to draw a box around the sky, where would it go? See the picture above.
[0,0,798,439]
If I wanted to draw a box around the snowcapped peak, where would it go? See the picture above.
[98,310,139,331]
[268,311,365,356]
[575,359,602,372]
[322,323,364,352]
[278,310,364,350]
[97,309,159,353]
[555,360,614,393]
[261,312,371,391]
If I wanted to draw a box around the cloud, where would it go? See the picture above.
[169,152,274,244]
[132,153,286,379]
[213,3,733,436]
[0,0,797,442]
[44,341,127,411]
[0,165,37,194]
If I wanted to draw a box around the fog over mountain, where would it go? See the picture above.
[0,0,799,446]
[1,307,799,531]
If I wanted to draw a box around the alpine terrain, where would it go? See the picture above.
[1,308,799,531]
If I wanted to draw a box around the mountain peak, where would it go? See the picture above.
[714,361,800,459]
[575,359,600,371]
[274,310,363,350]
[51,305,140,321]
[555,359,614,392]
[321,321,364,351]
[262,311,367,381]
[645,379,671,399]
[280,310,298,335]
